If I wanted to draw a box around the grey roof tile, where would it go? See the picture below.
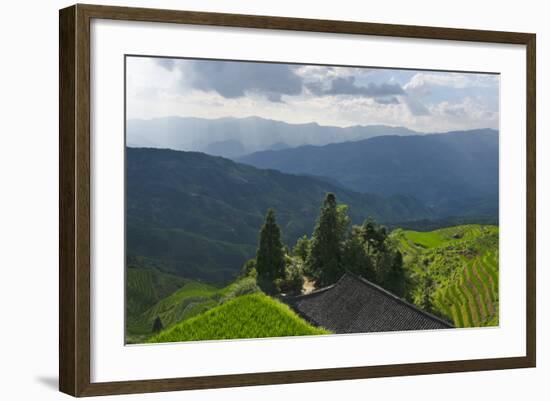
[285,272,453,333]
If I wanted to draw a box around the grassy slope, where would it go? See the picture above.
[127,223,256,285]
[392,224,499,328]
[126,265,189,318]
[126,275,262,343]
[148,293,330,343]
[127,281,220,338]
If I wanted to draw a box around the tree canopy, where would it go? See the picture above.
[255,209,285,292]
[249,194,406,298]
[307,193,346,287]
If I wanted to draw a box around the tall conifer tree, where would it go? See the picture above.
[307,193,344,287]
[256,209,285,292]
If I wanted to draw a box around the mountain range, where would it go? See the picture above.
[126,116,418,158]
[238,129,499,218]
[126,147,433,284]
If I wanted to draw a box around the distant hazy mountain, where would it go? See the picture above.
[268,142,290,151]
[238,129,499,219]
[203,139,246,159]
[126,147,433,283]
[126,116,418,158]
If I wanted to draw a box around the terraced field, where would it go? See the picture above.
[127,281,220,339]
[148,293,330,343]
[392,225,499,328]
[126,265,189,318]
[126,275,261,343]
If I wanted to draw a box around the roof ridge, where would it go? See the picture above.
[284,272,356,301]
[342,271,453,328]
[287,282,337,300]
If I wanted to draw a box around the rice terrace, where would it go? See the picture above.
[392,225,499,328]
[124,56,500,344]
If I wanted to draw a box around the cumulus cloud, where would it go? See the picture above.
[156,59,302,102]
[404,72,498,96]
[430,97,498,123]
[294,66,373,81]
[399,71,499,118]
[402,96,431,116]
[374,96,400,105]
[328,77,404,97]
[155,58,177,71]
[127,56,499,132]
[156,59,404,103]
[302,76,406,108]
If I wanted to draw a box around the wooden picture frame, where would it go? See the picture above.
[59,3,536,397]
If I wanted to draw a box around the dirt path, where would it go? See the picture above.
[302,277,316,294]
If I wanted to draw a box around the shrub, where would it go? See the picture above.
[152,316,164,333]
[276,257,304,295]
[220,276,260,303]
[240,258,257,278]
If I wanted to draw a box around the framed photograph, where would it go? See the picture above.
[59,4,536,397]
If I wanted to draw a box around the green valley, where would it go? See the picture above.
[126,147,434,285]
[126,199,499,343]
[125,169,500,344]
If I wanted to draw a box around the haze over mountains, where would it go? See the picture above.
[126,116,498,283]
[127,116,417,158]
[239,129,499,218]
[127,116,498,223]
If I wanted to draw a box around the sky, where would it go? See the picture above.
[126,56,499,132]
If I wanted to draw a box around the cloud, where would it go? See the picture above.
[374,96,400,105]
[404,72,498,96]
[308,76,405,98]
[127,57,498,132]
[430,97,498,123]
[294,66,373,81]
[157,59,303,102]
[157,59,404,103]
[155,58,177,71]
[402,96,430,116]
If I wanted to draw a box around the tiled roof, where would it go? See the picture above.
[286,272,453,334]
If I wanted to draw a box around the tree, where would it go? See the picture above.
[275,255,304,295]
[342,226,374,280]
[255,209,285,293]
[336,204,351,239]
[307,193,345,287]
[152,316,164,333]
[240,258,257,278]
[414,273,434,312]
[362,217,387,255]
[293,235,311,262]
[384,250,405,297]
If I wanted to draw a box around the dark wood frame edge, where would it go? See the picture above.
[59,3,536,397]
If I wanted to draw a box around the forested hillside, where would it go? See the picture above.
[239,130,498,219]
[127,196,499,343]
[126,147,433,284]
